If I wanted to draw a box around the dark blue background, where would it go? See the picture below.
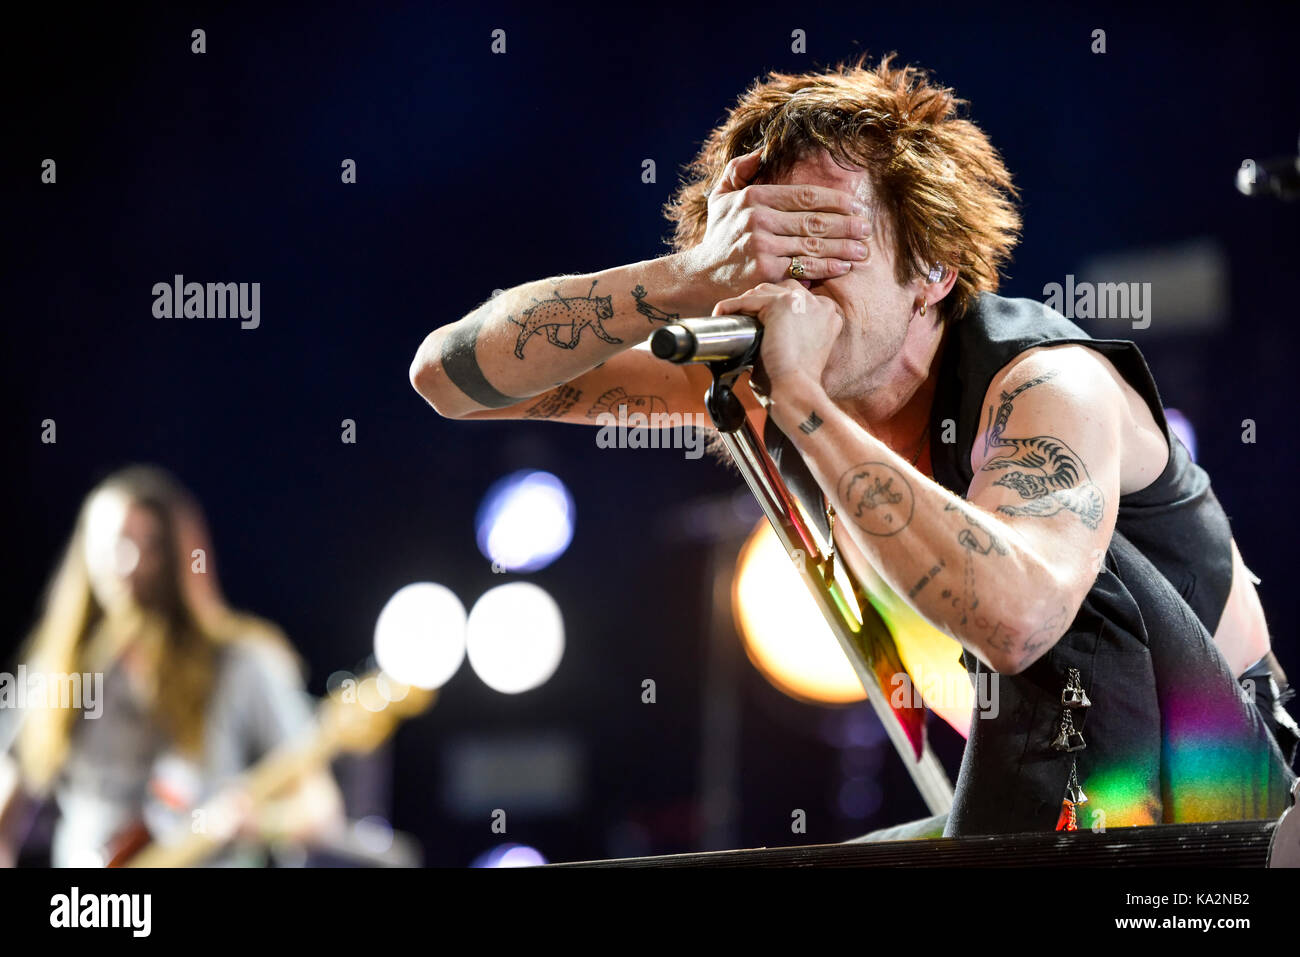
[5,0,1298,865]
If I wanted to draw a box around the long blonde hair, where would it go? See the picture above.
[15,465,296,793]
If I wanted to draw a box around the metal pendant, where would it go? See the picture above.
[1051,709,1087,752]
[1062,686,1091,708]
[1065,761,1088,805]
[1051,728,1088,752]
[1061,667,1091,709]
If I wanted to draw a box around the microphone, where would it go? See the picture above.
[650,315,762,364]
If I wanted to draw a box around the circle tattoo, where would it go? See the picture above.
[836,462,915,536]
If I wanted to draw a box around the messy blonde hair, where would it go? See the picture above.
[664,53,1021,320]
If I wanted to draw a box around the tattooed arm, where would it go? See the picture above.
[457,343,738,426]
[768,347,1130,674]
[408,257,708,419]
[411,149,872,420]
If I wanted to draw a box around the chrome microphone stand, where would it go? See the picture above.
[652,318,954,816]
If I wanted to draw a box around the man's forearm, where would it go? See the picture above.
[410,253,710,417]
[768,375,1071,674]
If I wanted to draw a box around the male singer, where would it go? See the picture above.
[409,56,1297,835]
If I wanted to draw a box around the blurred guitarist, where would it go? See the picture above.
[0,465,343,866]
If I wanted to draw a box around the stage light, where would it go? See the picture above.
[732,522,865,705]
[475,470,574,572]
[373,582,467,690]
[496,844,547,867]
[466,582,564,694]
[731,521,973,734]
[470,843,548,868]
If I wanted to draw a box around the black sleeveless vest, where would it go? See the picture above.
[765,292,1295,834]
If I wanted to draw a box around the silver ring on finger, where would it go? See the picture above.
[788,257,805,279]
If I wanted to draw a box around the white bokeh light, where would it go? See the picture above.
[373,582,467,690]
[466,582,564,694]
[475,470,574,573]
[471,843,548,868]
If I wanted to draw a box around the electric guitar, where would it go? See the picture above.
[103,672,433,868]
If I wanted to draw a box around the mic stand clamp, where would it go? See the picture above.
[703,330,763,436]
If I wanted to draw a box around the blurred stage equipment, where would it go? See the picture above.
[554,816,1295,867]
[269,821,422,867]
[1237,132,1300,200]
[654,316,954,816]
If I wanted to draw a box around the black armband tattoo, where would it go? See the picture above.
[440,314,523,409]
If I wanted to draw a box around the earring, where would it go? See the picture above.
[926,264,944,284]
[919,301,927,317]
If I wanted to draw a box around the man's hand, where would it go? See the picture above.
[681,148,872,299]
[412,150,866,422]
[711,279,842,392]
